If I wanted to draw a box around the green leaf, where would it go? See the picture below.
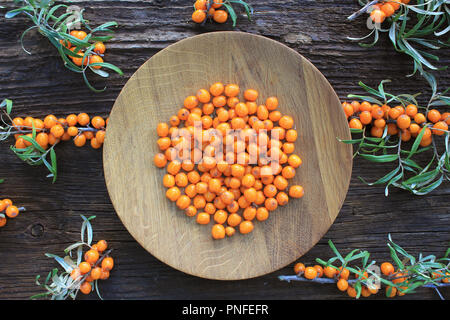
[359,154,399,162]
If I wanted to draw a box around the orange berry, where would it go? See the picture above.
[337,279,349,291]
[101,257,114,271]
[380,262,394,276]
[79,261,92,274]
[96,240,107,252]
[0,218,6,227]
[349,118,363,130]
[90,267,102,280]
[381,3,395,17]
[196,212,210,224]
[396,114,411,129]
[386,286,397,298]
[77,113,90,126]
[176,195,191,210]
[244,89,258,101]
[370,9,386,23]
[347,286,357,298]
[294,263,305,274]
[84,249,99,265]
[225,226,235,237]
[239,220,254,234]
[432,121,448,136]
[91,116,105,129]
[5,205,19,218]
[279,115,294,129]
[192,9,206,23]
[304,267,318,280]
[80,281,92,295]
[154,153,167,168]
[227,213,242,227]
[166,187,181,201]
[427,109,441,123]
[324,266,337,278]
[74,134,86,147]
[314,265,324,278]
[211,224,226,239]
[213,9,228,23]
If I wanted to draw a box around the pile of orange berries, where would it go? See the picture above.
[192,0,229,24]
[11,113,108,150]
[0,198,24,228]
[342,100,449,147]
[369,0,410,24]
[154,82,305,240]
[62,30,106,69]
[293,261,449,298]
[70,240,114,295]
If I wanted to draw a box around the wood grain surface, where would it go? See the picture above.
[103,32,352,280]
[0,0,448,299]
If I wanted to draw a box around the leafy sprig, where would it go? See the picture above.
[5,0,123,92]
[31,215,109,300]
[220,0,253,27]
[0,99,58,182]
[340,80,449,195]
[279,235,450,299]
[348,0,449,91]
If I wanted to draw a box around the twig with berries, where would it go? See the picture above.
[347,0,449,91]
[31,215,114,300]
[4,0,123,92]
[279,234,450,299]
[339,80,449,195]
[0,99,108,182]
[0,180,26,228]
[191,0,253,27]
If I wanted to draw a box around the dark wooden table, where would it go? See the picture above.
[0,0,448,300]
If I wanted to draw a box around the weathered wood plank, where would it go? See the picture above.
[0,0,448,299]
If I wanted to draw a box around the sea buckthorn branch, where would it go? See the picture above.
[0,99,108,182]
[192,0,253,26]
[339,80,449,195]
[0,180,26,228]
[31,215,114,300]
[347,0,449,91]
[279,235,450,299]
[4,0,123,92]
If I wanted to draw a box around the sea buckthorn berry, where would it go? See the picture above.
[279,116,294,129]
[396,114,411,129]
[91,116,105,129]
[50,124,64,138]
[44,115,57,129]
[294,263,305,274]
[79,261,91,274]
[96,130,106,144]
[427,109,441,123]
[210,82,224,96]
[324,266,337,278]
[36,133,49,149]
[314,265,324,278]
[196,212,210,225]
[343,103,354,118]
[192,9,206,23]
[414,113,426,124]
[212,0,223,8]
[79,281,92,295]
[196,88,211,103]
[213,10,228,23]
[66,114,78,126]
[89,55,104,69]
[5,205,19,218]
[359,111,372,125]
[77,113,90,126]
[184,96,199,109]
[227,213,242,227]
[386,286,397,298]
[381,3,395,17]
[224,84,240,97]
[176,195,191,210]
[349,118,363,130]
[91,137,102,149]
[256,207,269,221]
[212,224,226,239]
[239,221,254,234]
[244,89,258,101]
[74,134,86,147]
[0,218,7,227]
[225,226,235,237]
[84,249,99,265]
[380,262,394,276]
[94,41,106,54]
[96,240,107,252]
[15,138,26,149]
[370,9,386,23]
[405,104,418,117]
[166,187,181,201]
[304,267,318,280]
[214,210,228,224]
[432,121,448,136]
[154,153,167,168]
[67,126,79,137]
[337,279,349,291]
[263,97,278,111]
[347,286,357,298]
[101,257,114,271]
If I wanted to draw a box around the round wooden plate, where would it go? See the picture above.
[103,32,352,280]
